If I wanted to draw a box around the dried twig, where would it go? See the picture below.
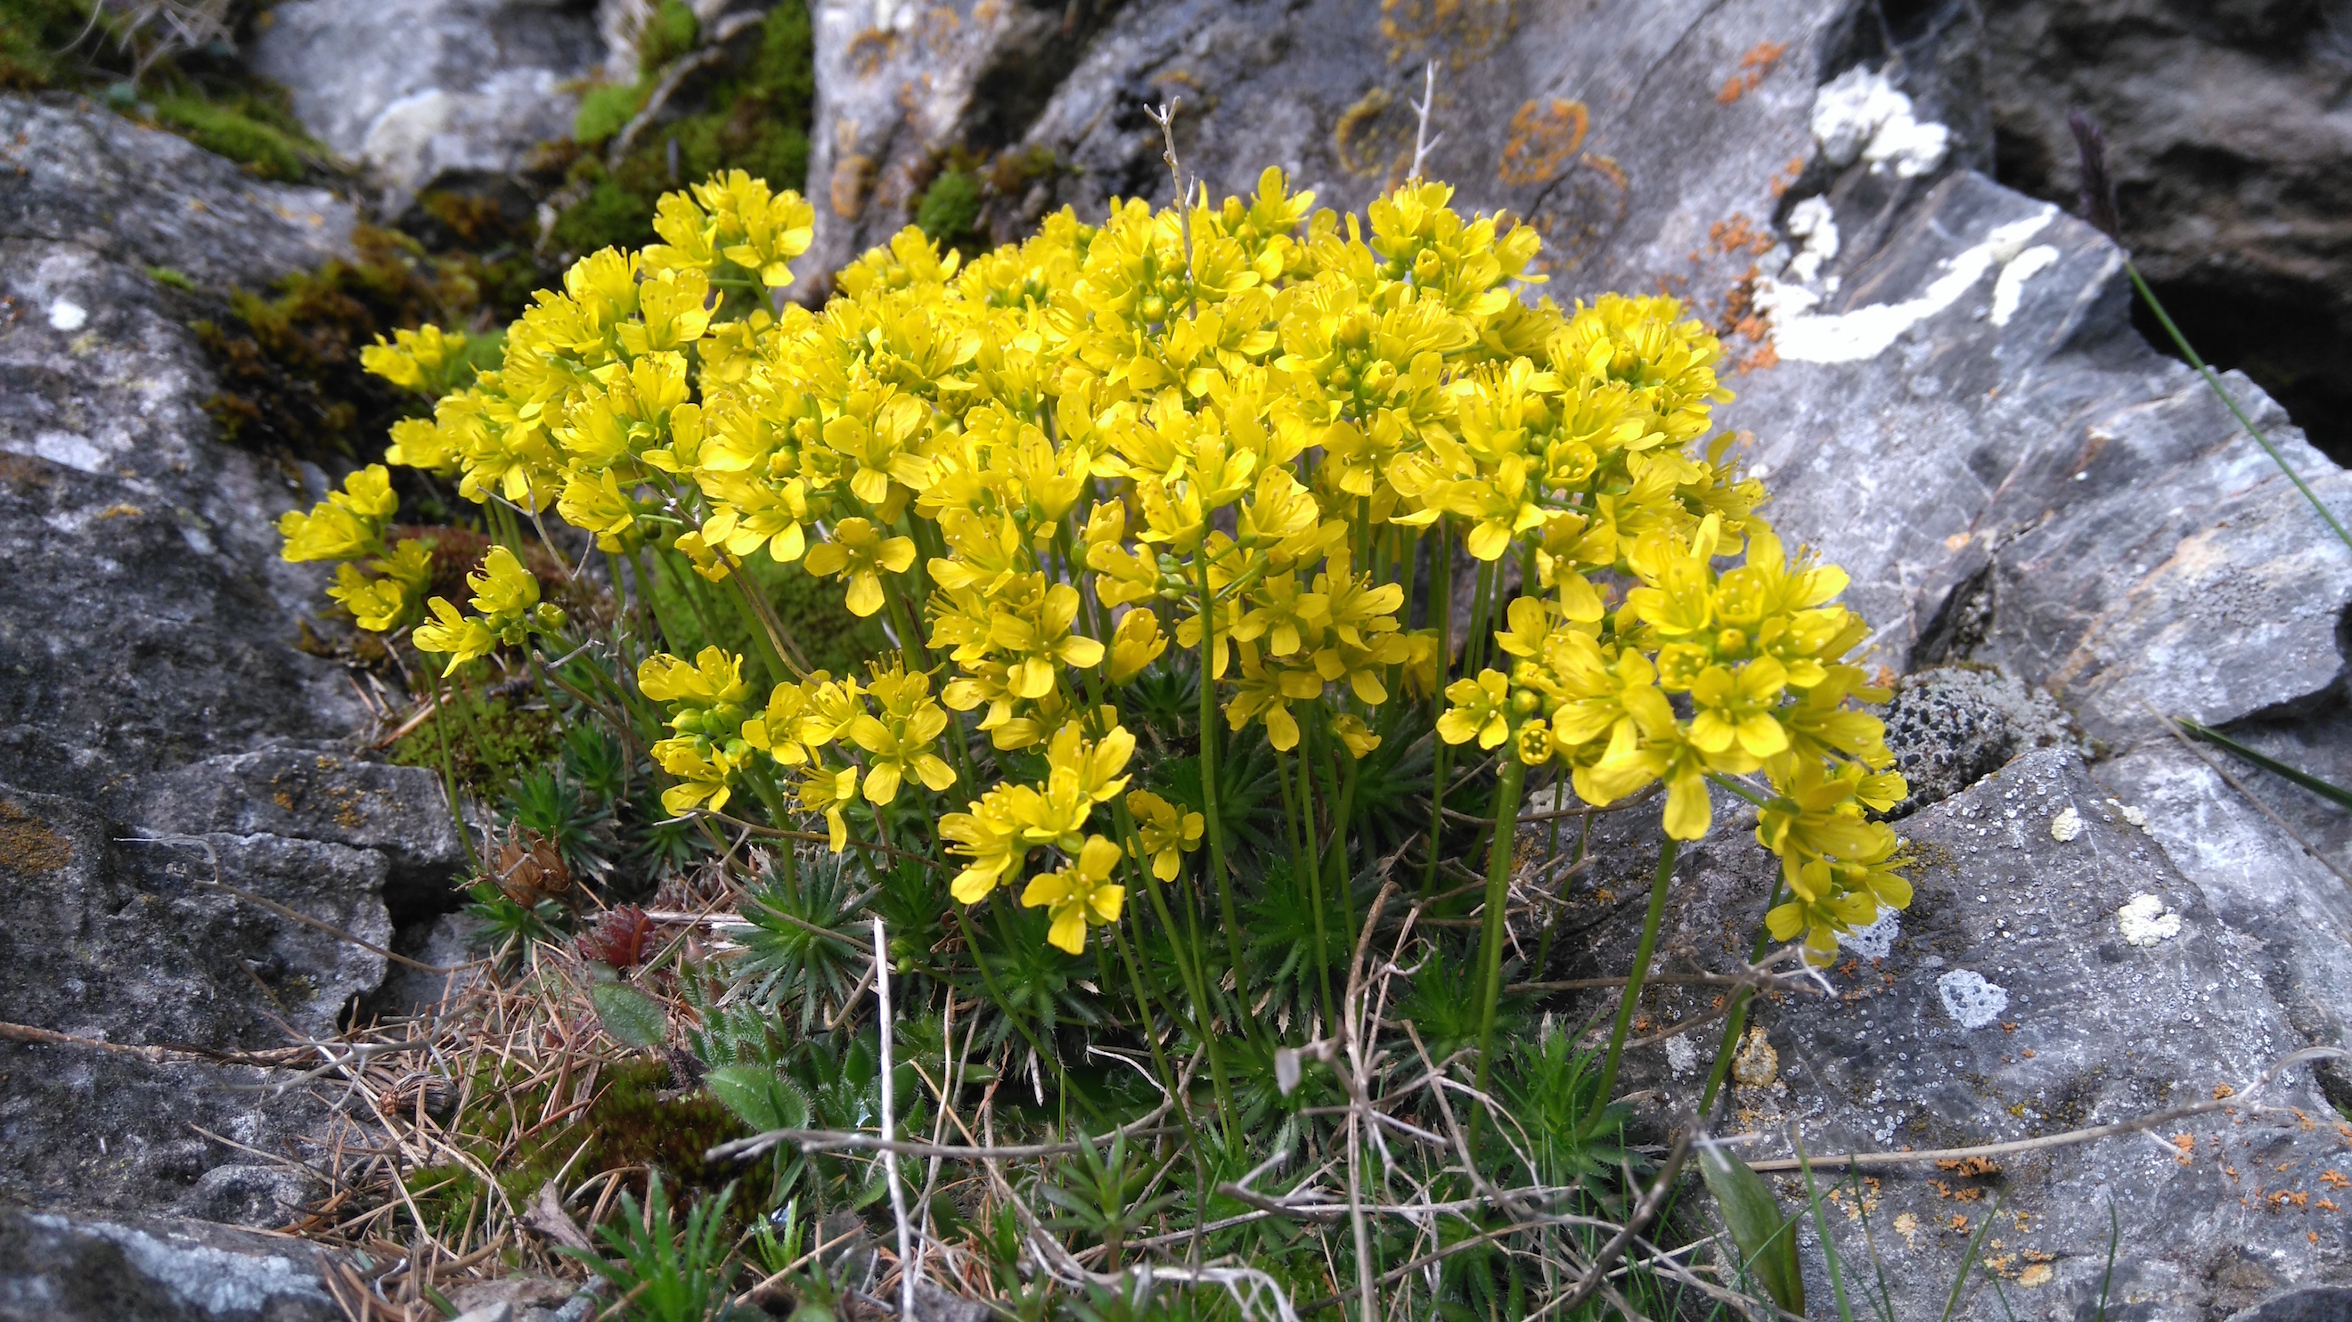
[1745,1045,2347,1173]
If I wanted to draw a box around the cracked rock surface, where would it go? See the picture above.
[0,95,463,1240]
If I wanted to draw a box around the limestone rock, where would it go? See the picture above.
[251,0,604,214]
[0,96,357,294]
[0,1206,347,1321]
[0,92,464,1230]
[1539,749,2348,1319]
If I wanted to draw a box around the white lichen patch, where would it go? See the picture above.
[1810,66,1950,178]
[2117,893,2181,947]
[2049,806,2084,842]
[1664,1032,1698,1077]
[1838,908,1899,960]
[1937,970,2008,1029]
[1783,195,1840,286]
[47,297,88,331]
[2106,797,2149,830]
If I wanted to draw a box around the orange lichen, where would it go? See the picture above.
[1497,98,1588,186]
[1716,41,1787,104]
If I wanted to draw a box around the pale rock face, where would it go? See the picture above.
[251,0,601,213]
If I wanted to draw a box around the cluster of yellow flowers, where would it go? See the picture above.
[296,165,1908,958]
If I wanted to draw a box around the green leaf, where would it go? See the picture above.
[1699,1145,1804,1314]
[705,1065,810,1133]
[589,981,667,1049]
[2177,718,2352,810]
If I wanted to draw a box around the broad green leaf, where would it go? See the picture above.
[588,981,667,1049]
[705,1065,810,1133]
[1699,1145,1804,1314]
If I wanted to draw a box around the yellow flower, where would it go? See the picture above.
[1125,790,1203,880]
[1687,657,1790,758]
[326,538,434,632]
[412,597,499,674]
[848,695,957,805]
[943,783,1030,902]
[742,681,814,767]
[1331,713,1382,759]
[803,517,917,617]
[360,324,468,393]
[1020,834,1126,953]
[277,464,397,562]
[797,763,862,850]
[1106,608,1168,684]
[639,646,753,709]
[1437,670,1512,749]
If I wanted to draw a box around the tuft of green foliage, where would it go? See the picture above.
[915,167,982,246]
[551,0,812,259]
[148,93,309,179]
[0,0,88,90]
[390,687,559,797]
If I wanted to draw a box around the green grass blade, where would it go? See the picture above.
[2127,263,2352,555]
[1937,1191,2004,1322]
[2176,718,2352,811]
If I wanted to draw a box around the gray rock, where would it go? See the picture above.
[0,1206,346,1321]
[1978,0,2352,461]
[0,92,464,1233]
[132,748,466,919]
[1535,748,2348,1319]
[1880,665,2085,816]
[0,96,357,294]
[2229,1287,2352,1322]
[251,0,605,214]
[368,911,494,1019]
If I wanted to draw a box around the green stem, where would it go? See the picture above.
[2126,263,2352,554]
[1587,837,1677,1136]
[1472,756,1529,1091]
[1191,546,1250,1033]
[423,665,479,874]
[1420,523,1455,898]
[1699,878,1787,1115]
[1118,800,1237,1143]
[1296,730,1336,1031]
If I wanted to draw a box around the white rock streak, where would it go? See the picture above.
[1756,207,2057,364]
[1991,244,2059,326]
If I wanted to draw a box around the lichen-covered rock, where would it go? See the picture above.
[0,1206,347,1321]
[0,96,356,294]
[1879,665,2083,815]
[1536,748,2348,1318]
[251,0,604,214]
[0,92,463,1231]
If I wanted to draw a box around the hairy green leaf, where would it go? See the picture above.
[590,981,668,1049]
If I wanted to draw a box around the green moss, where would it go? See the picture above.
[145,265,196,293]
[916,168,982,246]
[195,224,537,462]
[389,688,560,798]
[0,0,85,90]
[640,0,700,69]
[551,0,812,259]
[149,95,308,179]
[573,80,649,146]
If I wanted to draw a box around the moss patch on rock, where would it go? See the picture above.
[550,0,814,261]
